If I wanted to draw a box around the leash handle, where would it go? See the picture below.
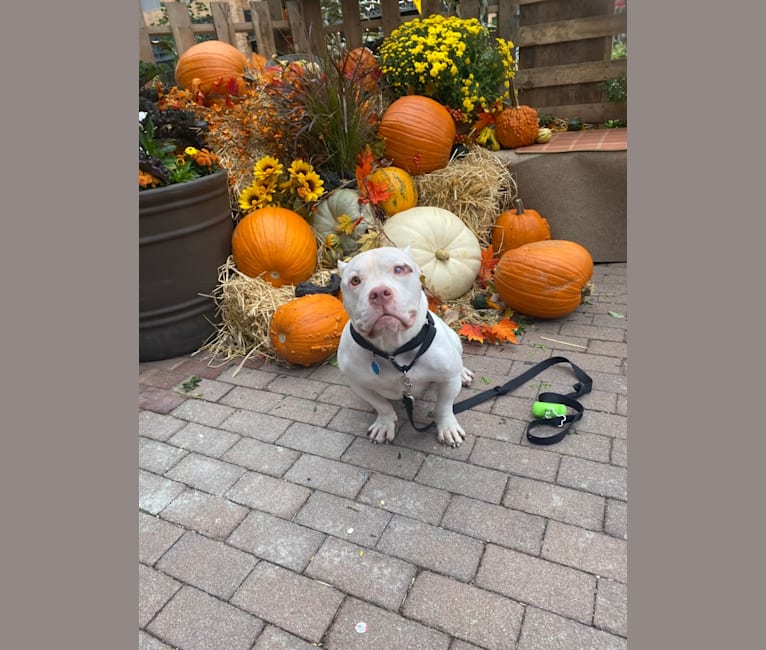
[525,392,585,445]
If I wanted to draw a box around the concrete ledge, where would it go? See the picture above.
[493,148,627,263]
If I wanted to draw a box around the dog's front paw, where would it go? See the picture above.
[436,416,466,448]
[461,367,475,387]
[368,416,397,444]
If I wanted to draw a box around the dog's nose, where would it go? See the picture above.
[368,286,393,305]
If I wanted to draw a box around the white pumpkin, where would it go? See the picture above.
[310,188,375,255]
[383,206,482,300]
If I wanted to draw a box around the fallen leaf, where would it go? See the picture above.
[478,245,499,288]
[364,177,393,205]
[608,311,625,319]
[355,145,375,187]
[335,213,357,235]
[490,318,519,344]
[458,322,486,343]
[426,292,443,313]
[355,230,381,252]
[181,375,202,392]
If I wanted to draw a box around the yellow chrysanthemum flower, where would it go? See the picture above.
[379,13,516,119]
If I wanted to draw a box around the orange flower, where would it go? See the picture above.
[139,170,160,188]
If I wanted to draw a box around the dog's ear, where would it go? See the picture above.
[336,259,347,276]
[400,246,420,275]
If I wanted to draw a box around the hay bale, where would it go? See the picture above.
[414,146,518,247]
[197,256,335,370]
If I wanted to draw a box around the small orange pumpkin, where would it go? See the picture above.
[175,40,249,97]
[367,166,418,216]
[269,294,349,366]
[491,198,551,256]
[232,207,318,287]
[378,96,456,175]
[494,80,539,149]
[341,46,381,91]
[493,240,594,319]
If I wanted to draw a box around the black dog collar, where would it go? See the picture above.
[349,312,436,375]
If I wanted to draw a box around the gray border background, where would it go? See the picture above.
[2,0,136,647]
[3,0,764,648]
[628,1,763,647]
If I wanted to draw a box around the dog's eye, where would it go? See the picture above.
[394,265,409,274]
[348,276,361,286]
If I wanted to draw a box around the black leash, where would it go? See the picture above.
[402,355,593,446]
[349,316,592,446]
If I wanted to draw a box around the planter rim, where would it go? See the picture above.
[139,168,229,201]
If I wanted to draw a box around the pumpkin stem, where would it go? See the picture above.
[509,77,520,110]
[513,198,525,214]
[435,248,450,262]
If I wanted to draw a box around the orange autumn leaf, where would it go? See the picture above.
[457,322,486,343]
[426,291,443,313]
[472,110,496,133]
[489,318,519,344]
[480,326,498,345]
[364,177,393,205]
[355,145,375,189]
[478,245,499,288]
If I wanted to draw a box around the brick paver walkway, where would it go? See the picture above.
[139,262,627,650]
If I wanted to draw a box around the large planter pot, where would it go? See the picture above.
[140,170,233,361]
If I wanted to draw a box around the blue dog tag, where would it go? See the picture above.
[371,360,380,375]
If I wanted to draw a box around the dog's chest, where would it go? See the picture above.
[353,350,442,399]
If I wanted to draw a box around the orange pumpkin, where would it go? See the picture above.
[493,240,594,319]
[341,46,381,91]
[232,207,318,287]
[494,79,539,149]
[269,294,349,366]
[175,40,249,96]
[367,166,418,216]
[378,96,456,175]
[491,198,551,256]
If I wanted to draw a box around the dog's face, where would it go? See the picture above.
[337,246,425,339]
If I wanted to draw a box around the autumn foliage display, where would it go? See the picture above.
[145,33,598,364]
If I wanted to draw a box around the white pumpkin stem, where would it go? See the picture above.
[435,248,450,261]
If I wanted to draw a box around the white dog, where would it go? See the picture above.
[336,246,474,447]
